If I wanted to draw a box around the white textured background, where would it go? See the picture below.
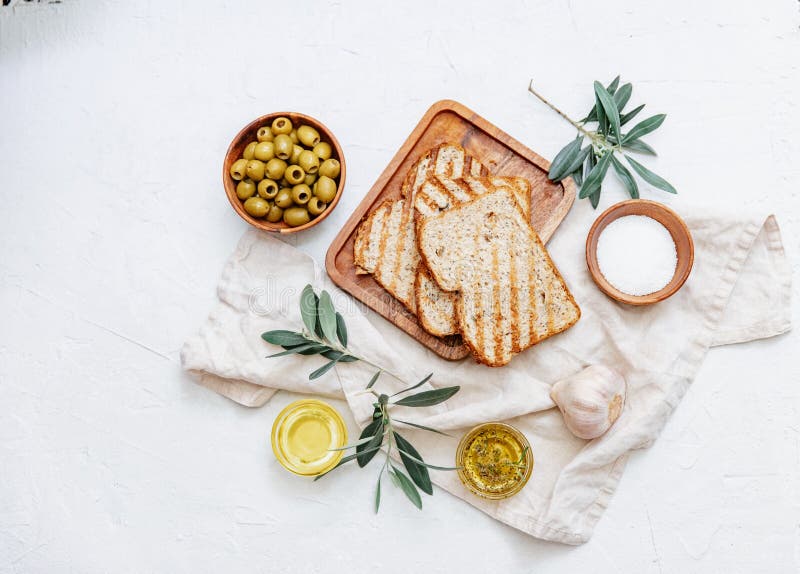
[1,1,799,572]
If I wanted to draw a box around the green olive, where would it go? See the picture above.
[257,179,279,199]
[254,141,275,161]
[230,158,249,181]
[314,175,337,203]
[243,141,258,160]
[243,196,269,218]
[256,126,274,142]
[297,150,320,175]
[290,144,303,165]
[265,158,287,181]
[313,142,332,160]
[291,184,312,205]
[236,178,256,200]
[266,204,283,223]
[273,134,293,160]
[271,116,292,135]
[297,125,321,147]
[284,165,305,185]
[304,172,318,186]
[274,188,294,209]
[283,206,310,227]
[307,196,327,216]
[318,158,340,179]
[245,159,266,181]
[289,129,299,144]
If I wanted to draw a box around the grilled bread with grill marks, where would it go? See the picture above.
[418,187,580,366]
[413,176,532,337]
[352,144,488,313]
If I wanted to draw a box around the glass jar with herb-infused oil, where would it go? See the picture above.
[455,422,533,499]
[271,399,347,476]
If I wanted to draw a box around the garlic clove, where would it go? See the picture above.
[550,364,626,440]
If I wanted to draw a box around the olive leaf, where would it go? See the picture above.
[610,155,640,199]
[321,349,358,362]
[393,386,460,407]
[317,291,339,344]
[374,472,382,513]
[313,446,382,481]
[261,330,311,347]
[389,466,422,510]
[391,373,433,397]
[394,431,432,495]
[335,312,348,347]
[613,83,633,112]
[582,76,620,122]
[548,137,583,181]
[625,155,677,194]
[622,114,666,144]
[578,153,611,199]
[594,80,621,139]
[620,104,645,126]
[299,285,318,335]
[365,370,382,389]
[621,139,657,156]
[308,357,341,380]
[356,418,384,467]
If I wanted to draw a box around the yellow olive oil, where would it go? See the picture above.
[456,423,533,499]
[271,399,347,476]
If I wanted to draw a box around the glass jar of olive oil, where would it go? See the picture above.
[455,422,533,499]
[271,399,347,476]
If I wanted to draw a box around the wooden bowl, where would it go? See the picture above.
[223,112,346,234]
[586,199,694,305]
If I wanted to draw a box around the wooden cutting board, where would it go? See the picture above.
[325,100,576,360]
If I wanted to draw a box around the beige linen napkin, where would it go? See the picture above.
[181,202,791,545]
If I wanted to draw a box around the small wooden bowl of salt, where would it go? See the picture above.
[586,199,694,305]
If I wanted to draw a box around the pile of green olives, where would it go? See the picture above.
[230,116,341,227]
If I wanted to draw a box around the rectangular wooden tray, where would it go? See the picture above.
[325,99,576,360]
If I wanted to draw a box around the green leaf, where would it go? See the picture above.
[335,312,348,347]
[582,76,620,122]
[317,291,339,344]
[365,370,382,390]
[313,446,382,481]
[620,104,645,126]
[594,80,621,139]
[395,447,461,471]
[613,83,632,112]
[295,345,331,356]
[622,114,666,144]
[389,465,422,509]
[393,418,451,437]
[391,373,433,397]
[622,139,657,156]
[374,471,382,513]
[320,349,358,362]
[583,152,600,208]
[571,164,583,187]
[261,330,310,347]
[610,154,640,199]
[267,343,326,358]
[548,137,583,181]
[356,418,384,467]
[606,75,620,94]
[299,285,318,335]
[625,155,677,194]
[555,146,591,183]
[309,358,340,380]
[595,92,608,134]
[579,153,611,199]
[393,386,460,408]
[312,294,324,338]
[393,432,432,495]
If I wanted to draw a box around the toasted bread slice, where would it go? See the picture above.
[352,144,487,314]
[401,143,488,204]
[418,188,580,366]
[414,175,532,337]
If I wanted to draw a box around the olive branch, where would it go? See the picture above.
[261,284,460,512]
[528,75,676,208]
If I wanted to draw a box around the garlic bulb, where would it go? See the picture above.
[550,365,626,440]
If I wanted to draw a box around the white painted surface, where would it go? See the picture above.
[1,1,798,572]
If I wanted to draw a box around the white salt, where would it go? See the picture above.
[596,215,677,296]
